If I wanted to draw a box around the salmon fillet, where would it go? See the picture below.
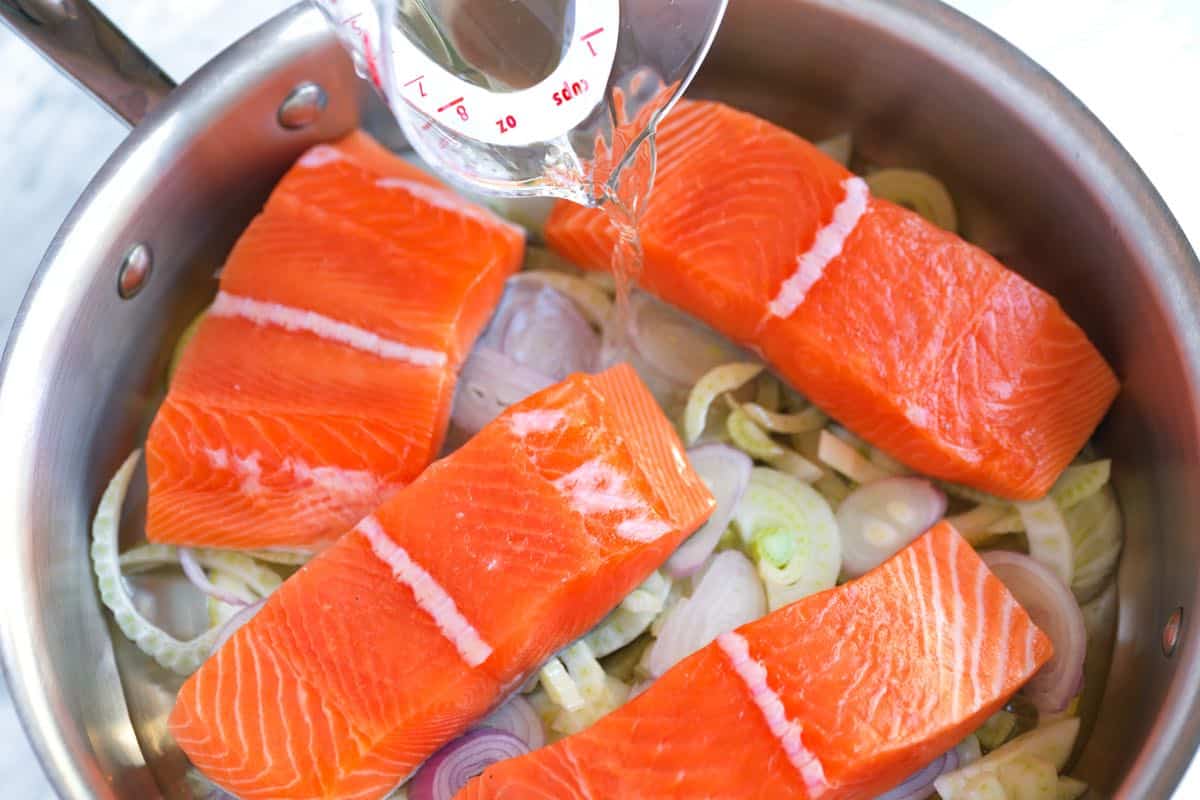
[168,364,715,800]
[545,100,1118,499]
[458,522,1052,799]
[145,131,524,551]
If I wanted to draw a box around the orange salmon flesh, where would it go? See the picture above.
[145,131,524,551]
[545,99,1119,500]
[458,522,1052,799]
[168,365,715,800]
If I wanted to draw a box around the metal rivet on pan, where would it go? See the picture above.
[277,82,327,130]
[117,243,152,299]
[1163,607,1184,657]
[16,0,74,24]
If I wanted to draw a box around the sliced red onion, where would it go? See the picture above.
[451,347,555,435]
[645,550,766,677]
[481,281,599,381]
[409,728,528,800]
[876,748,959,800]
[982,550,1087,713]
[836,478,948,578]
[179,548,252,607]
[626,293,750,386]
[666,445,753,577]
[475,695,545,750]
[211,599,266,653]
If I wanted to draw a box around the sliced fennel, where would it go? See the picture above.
[940,480,1008,507]
[559,641,608,707]
[548,642,629,736]
[683,362,763,445]
[117,543,283,598]
[1066,489,1122,602]
[976,709,1018,751]
[738,402,826,435]
[1056,776,1088,800]
[208,571,256,627]
[984,461,1113,536]
[91,451,224,675]
[866,168,958,232]
[995,756,1058,800]
[733,467,841,610]
[817,430,890,484]
[948,504,1014,543]
[538,657,585,712]
[549,675,630,737]
[583,571,671,657]
[726,406,822,482]
[934,718,1080,799]
[959,773,1007,800]
[1017,497,1074,587]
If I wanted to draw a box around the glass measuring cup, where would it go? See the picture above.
[315,0,728,207]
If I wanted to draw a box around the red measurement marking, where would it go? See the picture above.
[496,114,517,134]
[581,27,604,56]
[437,97,466,113]
[404,75,428,97]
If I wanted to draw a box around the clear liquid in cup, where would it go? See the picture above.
[317,0,727,207]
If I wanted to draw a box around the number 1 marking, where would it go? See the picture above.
[581,27,604,57]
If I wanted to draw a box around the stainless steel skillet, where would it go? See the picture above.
[2,1,1200,797]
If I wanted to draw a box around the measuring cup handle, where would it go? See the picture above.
[0,0,176,127]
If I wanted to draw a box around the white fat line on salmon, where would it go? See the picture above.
[375,177,525,234]
[508,409,568,438]
[970,558,987,712]
[767,176,870,319]
[717,632,829,796]
[552,459,674,543]
[203,448,388,500]
[209,291,447,368]
[947,533,966,721]
[992,588,1016,700]
[356,516,493,667]
[921,532,951,707]
[298,145,346,168]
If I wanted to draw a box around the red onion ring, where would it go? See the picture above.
[179,548,252,607]
[409,728,529,800]
[665,445,752,577]
[875,748,959,800]
[451,347,554,435]
[836,478,948,577]
[982,550,1087,713]
[481,281,599,381]
[626,293,750,385]
[211,599,266,653]
[475,695,545,750]
[645,550,766,677]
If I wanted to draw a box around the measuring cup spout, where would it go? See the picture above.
[316,0,727,206]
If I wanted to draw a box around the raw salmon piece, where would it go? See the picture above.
[145,132,523,551]
[328,129,444,187]
[169,365,715,800]
[458,522,1052,800]
[545,100,1118,499]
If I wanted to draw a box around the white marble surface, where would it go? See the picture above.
[0,0,1196,796]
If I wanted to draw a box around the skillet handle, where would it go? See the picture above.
[0,0,176,127]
